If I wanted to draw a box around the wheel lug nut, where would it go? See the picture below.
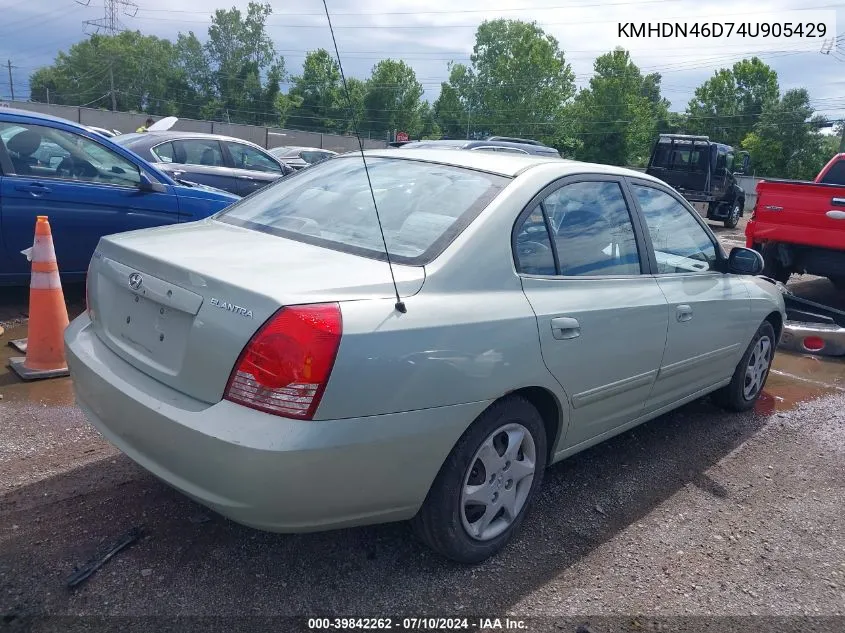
[504,461,511,471]
[492,492,498,502]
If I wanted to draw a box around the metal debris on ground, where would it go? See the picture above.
[65,526,143,589]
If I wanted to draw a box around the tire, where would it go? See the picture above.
[712,321,776,412]
[411,396,548,564]
[760,244,790,283]
[723,203,741,229]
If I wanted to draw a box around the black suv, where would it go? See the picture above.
[399,136,561,158]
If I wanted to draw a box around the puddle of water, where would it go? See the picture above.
[0,324,75,407]
[756,351,845,415]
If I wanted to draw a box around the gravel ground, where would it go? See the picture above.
[1,216,844,633]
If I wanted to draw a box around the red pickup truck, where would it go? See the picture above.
[746,153,845,287]
[746,154,845,356]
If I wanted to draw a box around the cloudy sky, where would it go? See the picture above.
[1,0,842,120]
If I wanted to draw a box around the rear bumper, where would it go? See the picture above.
[65,315,489,532]
[780,321,845,357]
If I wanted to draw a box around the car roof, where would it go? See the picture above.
[401,138,560,155]
[118,130,266,147]
[358,148,665,181]
[273,146,333,152]
[1,107,90,131]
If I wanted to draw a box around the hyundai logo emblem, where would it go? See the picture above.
[128,272,143,290]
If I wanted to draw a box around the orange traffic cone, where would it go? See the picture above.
[9,216,70,380]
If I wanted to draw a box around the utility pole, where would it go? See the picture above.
[46,87,50,105]
[839,121,845,154]
[7,60,14,101]
[109,63,116,110]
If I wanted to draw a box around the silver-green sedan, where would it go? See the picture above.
[65,149,785,563]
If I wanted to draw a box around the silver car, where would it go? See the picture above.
[65,149,785,563]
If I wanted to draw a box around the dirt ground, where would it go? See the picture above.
[1,217,844,633]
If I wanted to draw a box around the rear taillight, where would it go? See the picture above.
[223,303,342,420]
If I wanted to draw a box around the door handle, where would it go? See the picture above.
[15,183,52,195]
[550,316,580,340]
[831,197,845,206]
[676,304,693,322]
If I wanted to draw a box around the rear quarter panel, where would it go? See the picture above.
[316,164,569,437]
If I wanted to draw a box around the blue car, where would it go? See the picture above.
[0,108,239,285]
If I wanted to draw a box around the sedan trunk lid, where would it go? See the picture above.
[87,218,424,403]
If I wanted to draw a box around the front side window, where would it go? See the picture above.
[218,155,509,264]
[225,142,282,173]
[0,121,140,187]
[631,183,718,274]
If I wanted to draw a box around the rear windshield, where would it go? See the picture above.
[650,139,709,170]
[216,155,510,265]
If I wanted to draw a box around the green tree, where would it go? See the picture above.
[30,31,190,115]
[286,49,344,132]
[571,48,669,166]
[432,63,472,139]
[686,57,779,147]
[200,2,286,124]
[742,88,829,179]
[439,19,575,145]
[363,59,424,139]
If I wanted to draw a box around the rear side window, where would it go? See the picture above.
[820,160,845,185]
[218,156,509,265]
[171,139,224,167]
[514,181,641,277]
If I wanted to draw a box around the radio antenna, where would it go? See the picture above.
[321,0,407,314]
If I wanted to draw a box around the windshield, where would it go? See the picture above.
[217,155,509,264]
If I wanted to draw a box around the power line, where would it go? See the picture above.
[137,0,683,17]
[78,0,138,36]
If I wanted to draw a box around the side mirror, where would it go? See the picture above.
[728,247,764,275]
[138,172,166,193]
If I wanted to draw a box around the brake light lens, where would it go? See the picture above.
[223,303,342,420]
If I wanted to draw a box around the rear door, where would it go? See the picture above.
[626,179,753,413]
[515,176,669,449]
[711,146,729,200]
[0,120,178,277]
[221,140,286,196]
[163,138,241,195]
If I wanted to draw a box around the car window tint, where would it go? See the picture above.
[224,142,282,173]
[172,139,224,167]
[819,160,845,185]
[543,181,641,276]
[151,141,175,163]
[631,183,718,274]
[0,121,140,187]
[218,156,508,264]
[514,208,556,275]
[301,150,328,164]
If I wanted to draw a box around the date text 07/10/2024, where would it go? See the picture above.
[306,617,528,630]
